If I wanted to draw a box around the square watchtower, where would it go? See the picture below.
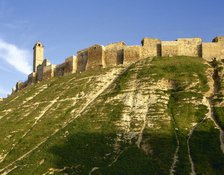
[33,42,44,72]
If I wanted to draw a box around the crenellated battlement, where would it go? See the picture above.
[14,36,224,92]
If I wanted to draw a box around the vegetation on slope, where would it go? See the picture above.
[190,119,224,174]
[0,56,223,175]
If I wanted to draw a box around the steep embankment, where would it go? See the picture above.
[0,56,224,175]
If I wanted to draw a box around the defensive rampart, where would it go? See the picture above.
[14,36,224,92]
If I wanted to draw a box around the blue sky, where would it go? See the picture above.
[0,0,224,97]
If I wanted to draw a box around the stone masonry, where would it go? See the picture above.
[86,44,104,70]
[77,49,88,72]
[104,42,126,66]
[15,36,224,92]
[33,42,44,72]
[161,41,178,57]
[141,38,161,58]
[202,36,224,60]
[161,38,202,57]
[124,46,142,64]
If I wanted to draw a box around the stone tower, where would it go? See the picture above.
[33,41,44,72]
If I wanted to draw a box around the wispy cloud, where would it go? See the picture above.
[0,39,32,74]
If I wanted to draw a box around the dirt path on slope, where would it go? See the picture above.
[169,116,180,175]
[0,85,48,121]
[205,65,224,153]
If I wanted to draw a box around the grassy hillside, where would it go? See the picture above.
[0,56,224,175]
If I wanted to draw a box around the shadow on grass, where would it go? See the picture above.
[48,132,175,175]
[190,120,224,175]
[49,132,116,175]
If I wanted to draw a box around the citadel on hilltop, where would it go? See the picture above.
[15,36,224,92]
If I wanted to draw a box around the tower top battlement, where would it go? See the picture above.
[33,41,43,49]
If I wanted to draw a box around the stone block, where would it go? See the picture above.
[177,38,202,57]
[124,46,142,64]
[213,36,224,43]
[104,41,126,66]
[77,49,88,72]
[64,56,77,75]
[86,44,104,70]
[43,65,55,80]
[202,42,224,61]
[37,65,44,81]
[161,41,178,57]
[28,72,37,84]
[55,63,65,77]
[141,38,161,58]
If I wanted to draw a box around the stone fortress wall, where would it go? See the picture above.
[15,36,224,92]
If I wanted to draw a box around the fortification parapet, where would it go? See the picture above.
[161,41,178,57]
[86,44,104,70]
[42,59,51,67]
[104,42,126,66]
[77,49,88,72]
[43,64,55,80]
[11,36,224,94]
[177,38,202,57]
[64,56,77,75]
[105,42,126,48]
[37,65,44,81]
[28,72,37,84]
[124,46,142,64]
[55,63,65,77]
[202,36,224,61]
[16,81,27,91]
[212,36,224,43]
[36,59,52,81]
[141,38,161,58]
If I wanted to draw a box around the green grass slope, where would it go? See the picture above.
[0,56,224,175]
